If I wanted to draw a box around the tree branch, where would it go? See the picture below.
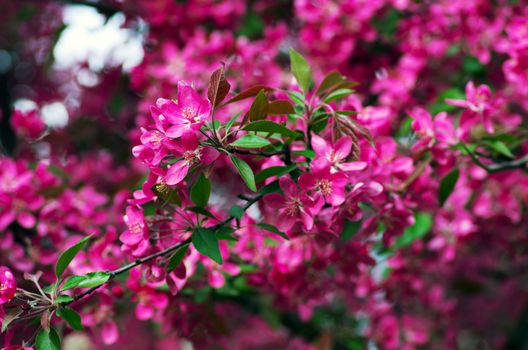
[67,193,265,304]
[462,144,528,173]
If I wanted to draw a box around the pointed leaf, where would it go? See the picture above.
[208,66,231,108]
[242,120,297,137]
[289,48,313,93]
[167,245,189,273]
[230,134,271,148]
[192,227,222,264]
[224,85,273,105]
[249,90,269,121]
[229,205,244,220]
[438,168,459,207]
[324,88,354,103]
[36,328,61,350]
[56,307,83,331]
[55,235,92,278]
[316,71,346,96]
[61,275,87,291]
[268,100,295,115]
[255,164,297,183]
[229,155,256,192]
[76,272,111,288]
[190,174,211,207]
[256,223,289,240]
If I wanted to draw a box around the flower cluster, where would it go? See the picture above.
[1,0,528,349]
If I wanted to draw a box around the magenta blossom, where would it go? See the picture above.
[446,81,495,133]
[158,82,211,139]
[0,267,16,305]
[299,166,348,208]
[163,132,219,185]
[265,177,315,232]
[120,206,150,257]
[311,134,367,173]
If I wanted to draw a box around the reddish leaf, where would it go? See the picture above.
[208,65,231,108]
[268,100,295,115]
[315,71,346,96]
[223,85,273,105]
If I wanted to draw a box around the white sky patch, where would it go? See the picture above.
[54,5,144,72]
[41,102,69,128]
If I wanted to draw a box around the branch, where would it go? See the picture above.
[231,148,287,157]
[462,144,528,173]
[67,193,265,304]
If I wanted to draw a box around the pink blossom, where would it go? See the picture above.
[159,83,211,139]
[265,177,315,232]
[0,267,16,305]
[298,166,348,207]
[163,132,219,185]
[311,134,366,173]
[446,81,495,133]
[120,206,150,257]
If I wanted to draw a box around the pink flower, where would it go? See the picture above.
[0,267,16,305]
[311,134,366,173]
[163,132,219,185]
[446,81,495,133]
[120,206,150,257]
[10,109,46,140]
[265,177,315,232]
[159,82,211,139]
[299,166,348,207]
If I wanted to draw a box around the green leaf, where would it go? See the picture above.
[55,235,92,278]
[230,134,271,149]
[484,140,515,159]
[54,295,74,304]
[2,309,22,332]
[56,307,83,331]
[256,223,289,240]
[324,88,354,103]
[255,164,297,183]
[224,112,241,134]
[229,155,256,192]
[242,120,297,137]
[229,205,244,220]
[61,275,87,291]
[192,227,222,264]
[36,328,61,350]
[342,220,361,241]
[249,90,269,121]
[287,91,305,106]
[216,227,238,241]
[292,150,315,158]
[289,48,313,93]
[167,245,189,272]
[316,71,346,96]
[190,174,211,207]
[259,180,281,195]
[77,272,111,288]
[438,168,460,207]
[393,213,433,249]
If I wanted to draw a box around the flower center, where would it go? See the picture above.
[182,106,198,121]
[285,199,301,216]
[318,179,332,195]
[130,222,143,235]
[183,149,201,165]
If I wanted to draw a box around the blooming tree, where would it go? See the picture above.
[1,1,528,349]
